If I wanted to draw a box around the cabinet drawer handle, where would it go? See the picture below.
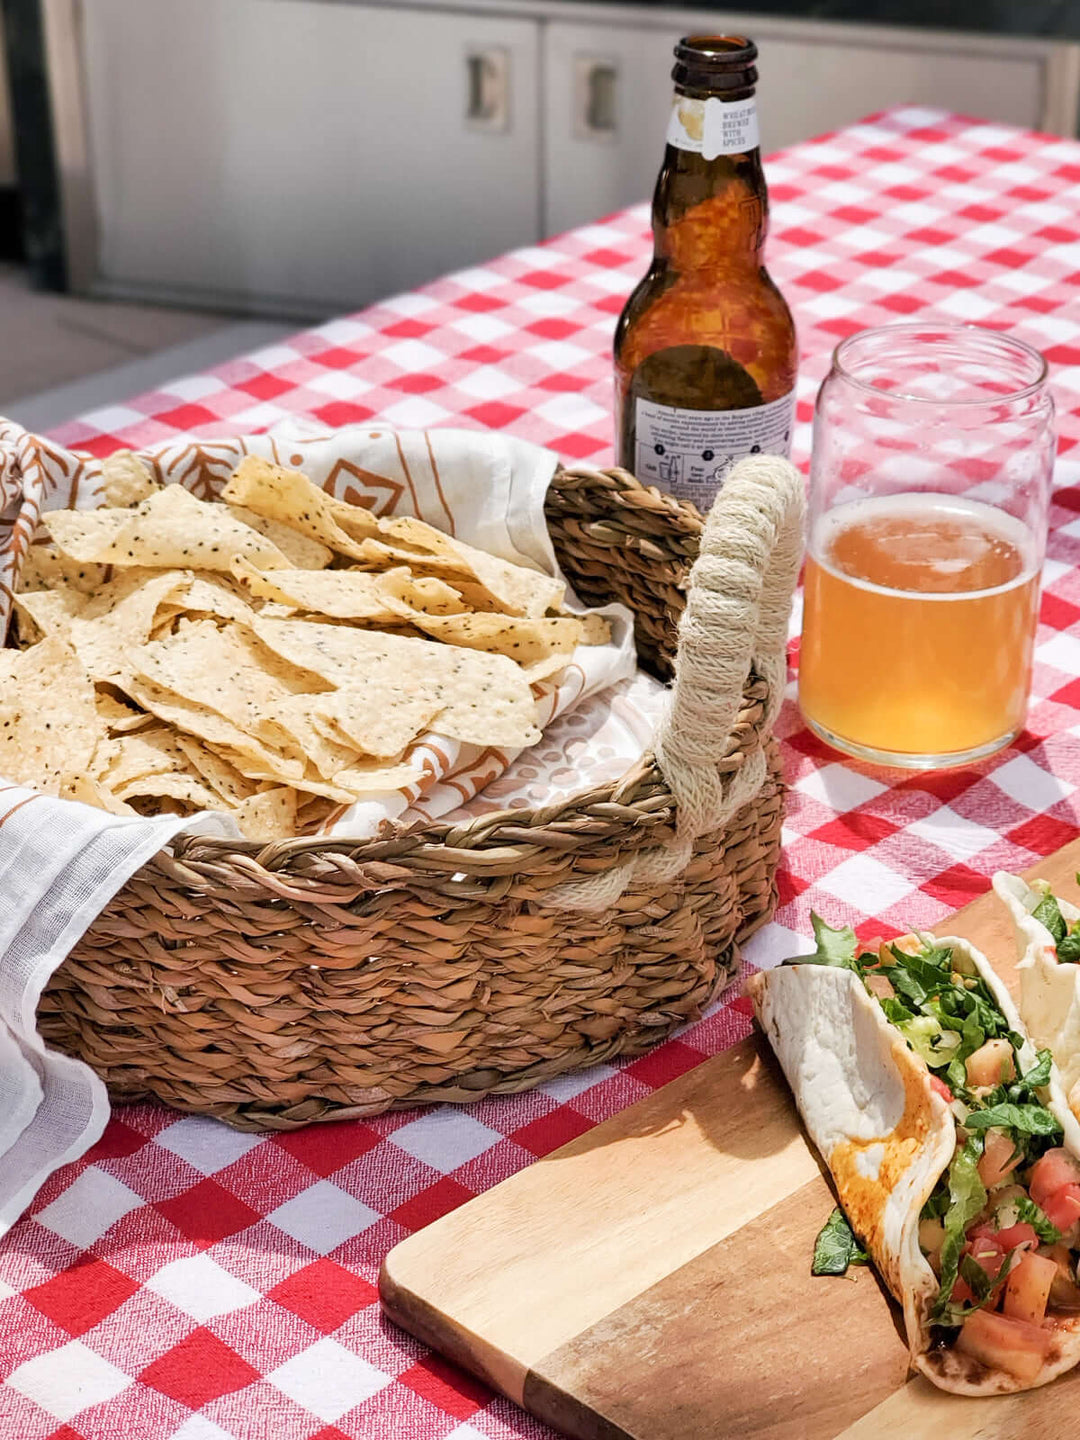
[574,57,618,139]
[465,48,509,132]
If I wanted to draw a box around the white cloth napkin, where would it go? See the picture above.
[0,788,239,1237]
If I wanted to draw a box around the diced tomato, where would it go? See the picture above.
[865,972,894,1000]
[978,1129,1022,1190]
[1030,1148,1080,1208]
[929,1074,954,1103]
[956,1309,1053,1384]
[994,1223,1039,1252]
[965,1234,1007,1281]
[1004,1251,1058,1326]
[1040,1182,1080,1233]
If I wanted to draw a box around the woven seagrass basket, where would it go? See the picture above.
[37,459,802,1131]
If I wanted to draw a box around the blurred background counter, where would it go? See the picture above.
[1,0,1079,426]
[8,0,1080,320]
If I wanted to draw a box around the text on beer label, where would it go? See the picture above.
[666,96,760,161]
[634,391,795,506]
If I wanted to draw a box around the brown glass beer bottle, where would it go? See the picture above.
[614,36,797,509]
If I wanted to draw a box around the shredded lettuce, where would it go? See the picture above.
[1015,1195,1062,1244]
[1019,1049,1053,1090]
[962,1103,1062,1137]
[1032,890,1067,944]
[811,1206,869,1276]
[932,1135,988,1321]
[1027,880,1080,961]
[783,914,862,970]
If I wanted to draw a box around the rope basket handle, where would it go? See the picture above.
[655,452,806,847]
[547,452,805,912]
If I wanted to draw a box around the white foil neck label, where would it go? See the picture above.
[667,96,759,160]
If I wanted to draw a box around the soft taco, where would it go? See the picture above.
[993,871,1080,1124]
[747,918,1080,1394]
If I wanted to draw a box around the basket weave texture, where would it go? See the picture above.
[38,464,787,1130]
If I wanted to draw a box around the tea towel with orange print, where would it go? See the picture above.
[0,418,657,1236]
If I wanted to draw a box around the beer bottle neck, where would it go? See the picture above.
[653,89,768,266]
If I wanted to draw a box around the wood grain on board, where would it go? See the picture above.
[380,839,1080,1439]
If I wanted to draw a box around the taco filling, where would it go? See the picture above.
[1018,878,1080,962]
[800,918,1080,1386]
[993,872,1080,1125]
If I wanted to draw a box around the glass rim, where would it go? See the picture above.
[830,322,1049,408]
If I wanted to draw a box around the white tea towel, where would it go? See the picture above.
[0,787,235,1237]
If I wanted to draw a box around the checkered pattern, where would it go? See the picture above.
[6,105,1080,1439]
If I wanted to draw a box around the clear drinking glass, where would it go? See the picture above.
[798,323,1055,768]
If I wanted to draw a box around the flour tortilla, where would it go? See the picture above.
[994,872,1080,1126]
[747,942,1080,1395]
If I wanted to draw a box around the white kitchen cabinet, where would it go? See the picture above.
[78,0,541,314]
[49,0,1080,314]
[542,12,1080,238]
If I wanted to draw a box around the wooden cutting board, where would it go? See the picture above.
[380,841,1080,1440]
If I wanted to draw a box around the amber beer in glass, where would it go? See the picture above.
[614,36,796,509]
[799,324,1054,768]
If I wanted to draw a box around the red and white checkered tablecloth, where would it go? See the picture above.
[6,104,1080,1440]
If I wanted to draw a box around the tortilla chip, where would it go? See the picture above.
[250,616,541,750]
[243,759,422,803]
[393,610,584,667]
[305,688,442,760]
[521,653,573,685]
[131,619,321,733]
[114,770,222,809]
[172,735,257,805]
[174,573,256,626]
[0,636,104,793]
[234,787,298,842]
[374,571,467,617]
[230,557,401,622]
[70,570,192,680]
[333,759,425,794]
[17,542,109,597]
[377,569,584,664]
[101,450,160,507]
[256,697,369,782]
[13,587,87,642]
[227,504,333,570]
[294,794,340,833]
[118,672,304,782]
[62,774,136,816]
[96,691,150,732]
[223,456,375,561]
[45,485,291,572]
[92,725,190,791]
[41,508,128,561]
[350,537,564,618]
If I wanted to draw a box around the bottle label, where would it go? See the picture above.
[667,95,759,161]
[634,391,795,506]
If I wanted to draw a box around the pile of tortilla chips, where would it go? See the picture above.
[6,455,606,842]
